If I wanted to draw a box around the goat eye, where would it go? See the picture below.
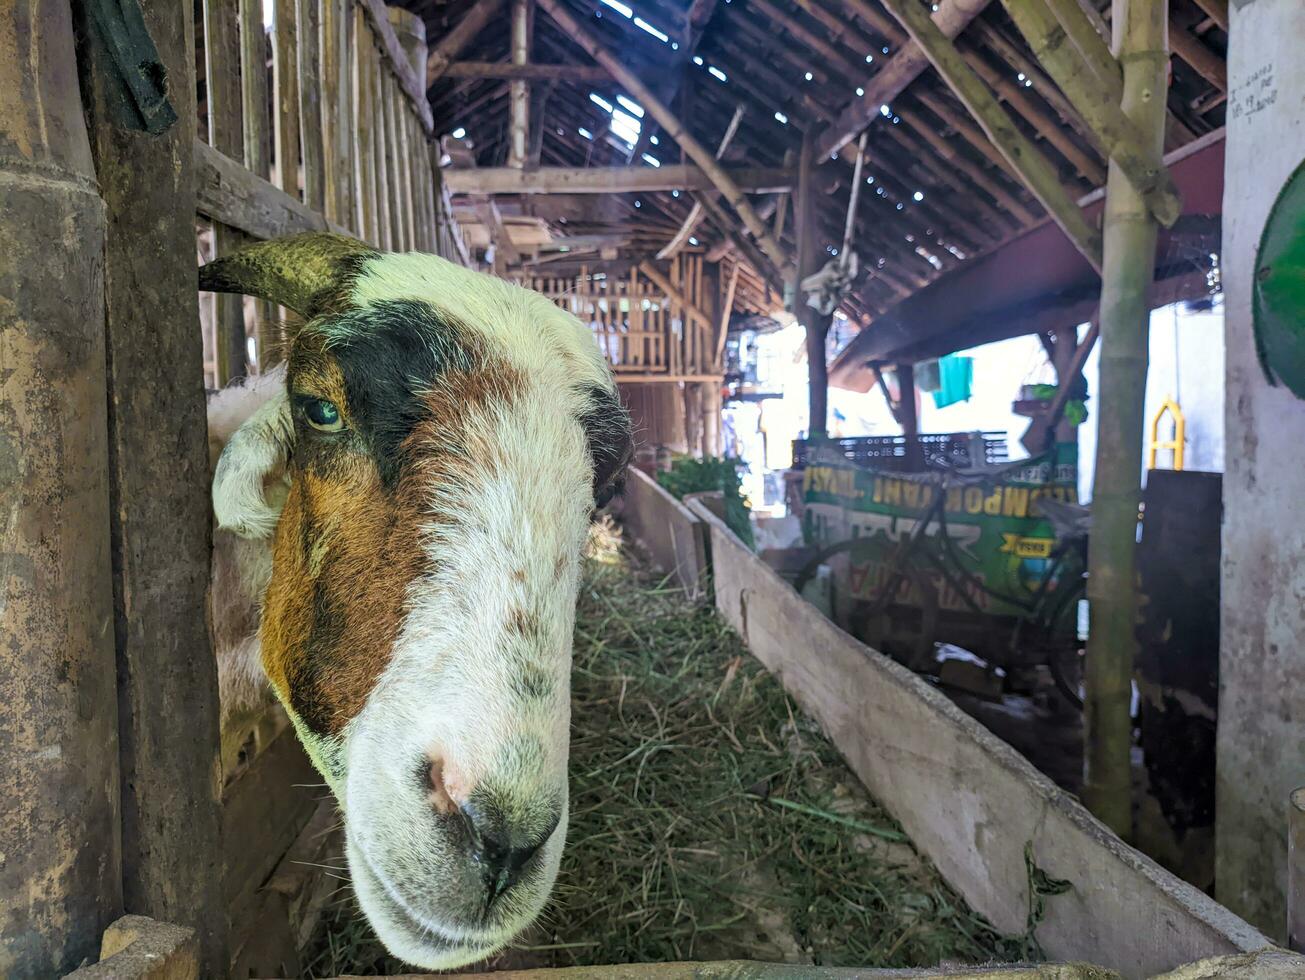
[304,398,344,432]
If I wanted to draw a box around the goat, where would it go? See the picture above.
[201,233,632,968]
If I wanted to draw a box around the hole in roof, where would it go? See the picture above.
[708,65,727,82]
[617,95,645,117]
[634,17,668,42]
[805,71,813,81]
[689,236,699,245]
[590,93,614,112]
[913,190,924,201]
[865,54,874,63]
[642,153,661,167]
[634,200,642,207]
[451,126,466,139]
[774,111,788,124]
[672,189,680,197]
[578,127,593,140]
[600,0,632,15]
[693,56,703,65]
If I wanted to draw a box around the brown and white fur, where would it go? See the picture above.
[202,235,631,969]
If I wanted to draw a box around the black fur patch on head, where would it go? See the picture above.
[578,385,634,508]
[314,300,478,488]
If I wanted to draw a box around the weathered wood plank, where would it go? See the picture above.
[443,165,794,195]
[222,727,321,947]
[443,60,609,82]
[203,0,249,384]
[320,0,346,222]
[195,139,350,240]
[272,0,301,197]
[358,0,436,132]
[82,3,228,972]
[239,0,271,176]
[372,57,395,250]
[297,0,326,212]
[352,4,378,243]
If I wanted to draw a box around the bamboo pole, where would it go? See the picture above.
[508,0,531,168]
[1002,0,1180,225]
[535,0,795,280]
[877,0,1103,273]
[1083,0,1168,840]
[1043,0,1124,94]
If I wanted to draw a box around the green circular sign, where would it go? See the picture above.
[1254,158,1305,398]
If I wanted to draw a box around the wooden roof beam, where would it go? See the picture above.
[442,61,611,83]
[427,0,507,87]
[536,0,796,278]
[443,164,794,195]
[817,0,993,160]
[962,44,1107,185]
[1167,13,1227,92]
[746,0,868,83]
[658,105,746,259]
[877,0,1102,272]
[1002,0,1181,225]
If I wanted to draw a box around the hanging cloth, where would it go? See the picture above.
[932,354,973,409]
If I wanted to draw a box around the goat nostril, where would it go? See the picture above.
[459,804,558,911]
[425,756,456,815]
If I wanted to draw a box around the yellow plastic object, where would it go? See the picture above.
[1147,396,1185,471]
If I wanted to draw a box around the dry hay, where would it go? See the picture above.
[306,522,1029,976]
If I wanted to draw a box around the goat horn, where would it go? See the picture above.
[198,232,379,319]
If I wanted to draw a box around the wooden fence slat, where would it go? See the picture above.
[372,59,394,250]
[351,5,376,243]
[204,0,250,384]
[320,0,348,223]
[396,106,415,250]
[298,0,326,213]
[239,0,270,177]
[272,0,301,198]
[356,0,435,133]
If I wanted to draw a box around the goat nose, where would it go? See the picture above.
[459,803,560,911]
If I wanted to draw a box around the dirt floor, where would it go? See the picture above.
[305,524,1035,976]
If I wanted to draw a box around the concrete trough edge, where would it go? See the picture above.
[665,499,1271,980]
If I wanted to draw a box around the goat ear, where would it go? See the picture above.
[213,389,296,539]
[580,385,634,508]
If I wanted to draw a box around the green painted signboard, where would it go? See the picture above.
[801,445,1080,618]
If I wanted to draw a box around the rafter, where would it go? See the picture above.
[1001,0,1180,225]
[816,0,993,160]
[877,0,1103,272]
[427,0,507,87]
[443,164,795,195]
[536,0,796,278]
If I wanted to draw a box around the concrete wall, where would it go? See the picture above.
[685,502,1268,979]
[617,468,709,598]
[1218,0,1305,940]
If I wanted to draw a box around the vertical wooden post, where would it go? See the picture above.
[1083,0,1168,839]
[80,0,229,971]
[0,1,120,973]
[795,130,833,439]
[508,0,531,168]
[896,362,922,469]
[1291,787,1305,951]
